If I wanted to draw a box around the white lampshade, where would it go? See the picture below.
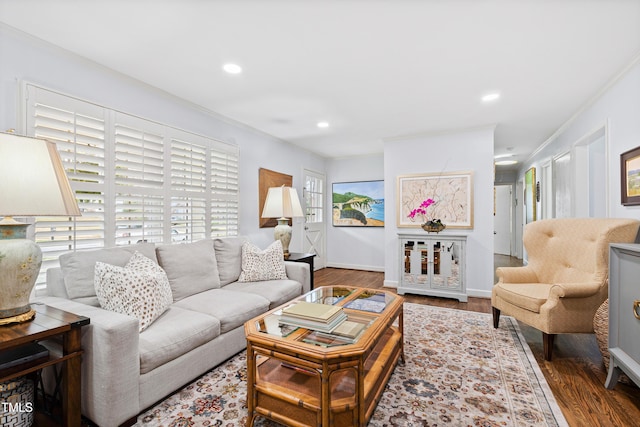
[0,132,81,325]
[261,186,304,219]
[0,133,81,217]
[261,186,303,258]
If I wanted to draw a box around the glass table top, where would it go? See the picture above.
[254,287,397,347]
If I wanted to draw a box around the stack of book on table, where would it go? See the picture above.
[302,320,367,346]
[280,301,347,333]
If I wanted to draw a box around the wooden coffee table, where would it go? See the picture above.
[245,286,404,427]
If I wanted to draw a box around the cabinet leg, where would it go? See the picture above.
[605,361,621,389]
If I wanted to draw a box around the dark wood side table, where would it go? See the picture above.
[0,303,90,427]
[287,252,316,289]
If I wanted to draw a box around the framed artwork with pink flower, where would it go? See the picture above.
[397,171,474,229]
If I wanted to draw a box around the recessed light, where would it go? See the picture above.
[495,159,518,166]
[223,63,242,74]
[317,121,329,128]
[494,154,514,159]
[482,93,500,102]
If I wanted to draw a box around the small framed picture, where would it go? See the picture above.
[620,146,640,206]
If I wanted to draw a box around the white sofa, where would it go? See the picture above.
[37,237,310,427]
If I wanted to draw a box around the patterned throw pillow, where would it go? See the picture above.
[238,240,288,282]
[94,251,173,332]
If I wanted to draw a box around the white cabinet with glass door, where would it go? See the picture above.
[398,233,467,302]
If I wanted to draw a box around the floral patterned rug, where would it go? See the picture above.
[136,303,568,427]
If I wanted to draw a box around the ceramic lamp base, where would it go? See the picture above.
[0,232,42,325]
[274,217,292,257]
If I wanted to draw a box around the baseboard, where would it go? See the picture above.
[383,280,398,288]
[466,289,492,299]
[325,262,385,272]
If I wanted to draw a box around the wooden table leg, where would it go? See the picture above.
[246,344,256,427]
[399,309,405,364]
[62,327,83,427]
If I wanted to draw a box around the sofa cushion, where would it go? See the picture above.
[224,279,302,309]
[60,243,157,300]
[156,239,221,301]
[94,252,173,332]
[174,289,269,333]
[238,241,287,282]
[139,306,221,374]
[213,236,248,286]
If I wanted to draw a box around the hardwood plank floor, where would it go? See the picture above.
[315,263,640,427]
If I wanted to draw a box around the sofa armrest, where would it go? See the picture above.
[496,266,539,284]
[285,261,311,294]
[34,296,141,427]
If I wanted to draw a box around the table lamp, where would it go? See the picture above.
[261,186,304,258]
[0,132,81,325]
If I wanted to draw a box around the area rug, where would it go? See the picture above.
[136,303,568,426]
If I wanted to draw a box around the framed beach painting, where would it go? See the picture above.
[332,180,384,227]
[397,171,474,229]
[621,146,640,206]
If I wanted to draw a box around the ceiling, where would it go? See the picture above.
[1,1,639,169]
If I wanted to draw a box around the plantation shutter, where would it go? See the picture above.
[170,135,208,242]
[23,83,240,294]
[210,145,239,236]
[113,114,166,245]
[26,87,107,291]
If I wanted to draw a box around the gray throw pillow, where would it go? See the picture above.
[213,236,248,286]
[60,242,157,300]
[156,239,221,301]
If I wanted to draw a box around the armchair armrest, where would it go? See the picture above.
[34,296,140,427]
[285,261,311,293]
[496,266,539,284]
[549,282,602,298]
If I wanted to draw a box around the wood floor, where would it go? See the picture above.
[315,263,640,427]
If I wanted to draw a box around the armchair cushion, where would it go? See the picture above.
[494,283,552,313]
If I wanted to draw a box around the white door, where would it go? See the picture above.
[303,170,326,269]
[494,185,512,256]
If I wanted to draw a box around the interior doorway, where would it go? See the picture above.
[494,184,513,256]
[302,169,326,269]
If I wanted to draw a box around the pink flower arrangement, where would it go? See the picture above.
[407,198,436,223]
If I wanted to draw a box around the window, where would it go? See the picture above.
[24,84,239,291]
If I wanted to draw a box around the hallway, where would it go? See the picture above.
[494,253,523,284]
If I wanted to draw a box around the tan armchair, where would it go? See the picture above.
[492,218,640,361]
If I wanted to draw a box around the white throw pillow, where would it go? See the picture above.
[94,251,173,332]
[238,240,288,282]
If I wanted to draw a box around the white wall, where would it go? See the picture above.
[521,57,640,222]
[383,127,495,297]
[0,24,325,250]
[325,154,385,271]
